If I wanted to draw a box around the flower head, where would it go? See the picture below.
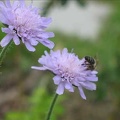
[31,48,98,99]
[0,0,54,51]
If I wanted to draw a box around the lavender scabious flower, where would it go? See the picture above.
[0,0,54,52]
[31,48,98,100]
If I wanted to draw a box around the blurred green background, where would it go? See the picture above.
[0,0,120,120]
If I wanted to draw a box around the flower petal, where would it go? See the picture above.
[91,70,98,74]
[80,82,96,90]
[39,39,54,49]
[65,82,74,92]
[41,17,52,26]
[5,0,11,8]
[29,39,38,45]
[56,83,64,95]
[86,76,98,81]
[53,76,61,85]
[39,32,54,39]
[2,27,11,33]
[0,34,13,47]
[78,86,86,100]
[24,42,35,52]
[31,66,47,70]
[13,35,20,45]
[19,0,25,7]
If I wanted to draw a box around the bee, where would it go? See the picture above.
[83,56,96,70]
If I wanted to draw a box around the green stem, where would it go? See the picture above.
[0,41,13,66]
[46,93,59,120]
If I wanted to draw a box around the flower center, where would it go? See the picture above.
[13,6,40,39]
[59,69,75,83]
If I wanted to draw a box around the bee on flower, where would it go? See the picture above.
[31,48,98,100]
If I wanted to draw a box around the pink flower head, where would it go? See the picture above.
[31,48,98,100]
[0,0,54,52]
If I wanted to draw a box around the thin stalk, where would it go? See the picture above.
[0,41,13,65]
[46,93,59,120]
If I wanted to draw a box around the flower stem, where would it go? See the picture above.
[0,41,13,66]
[46,93,59,120]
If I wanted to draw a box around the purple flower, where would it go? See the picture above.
[31,48,98,100]
[0,0,54,52]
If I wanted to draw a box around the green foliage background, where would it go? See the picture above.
[0,0,120,120]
